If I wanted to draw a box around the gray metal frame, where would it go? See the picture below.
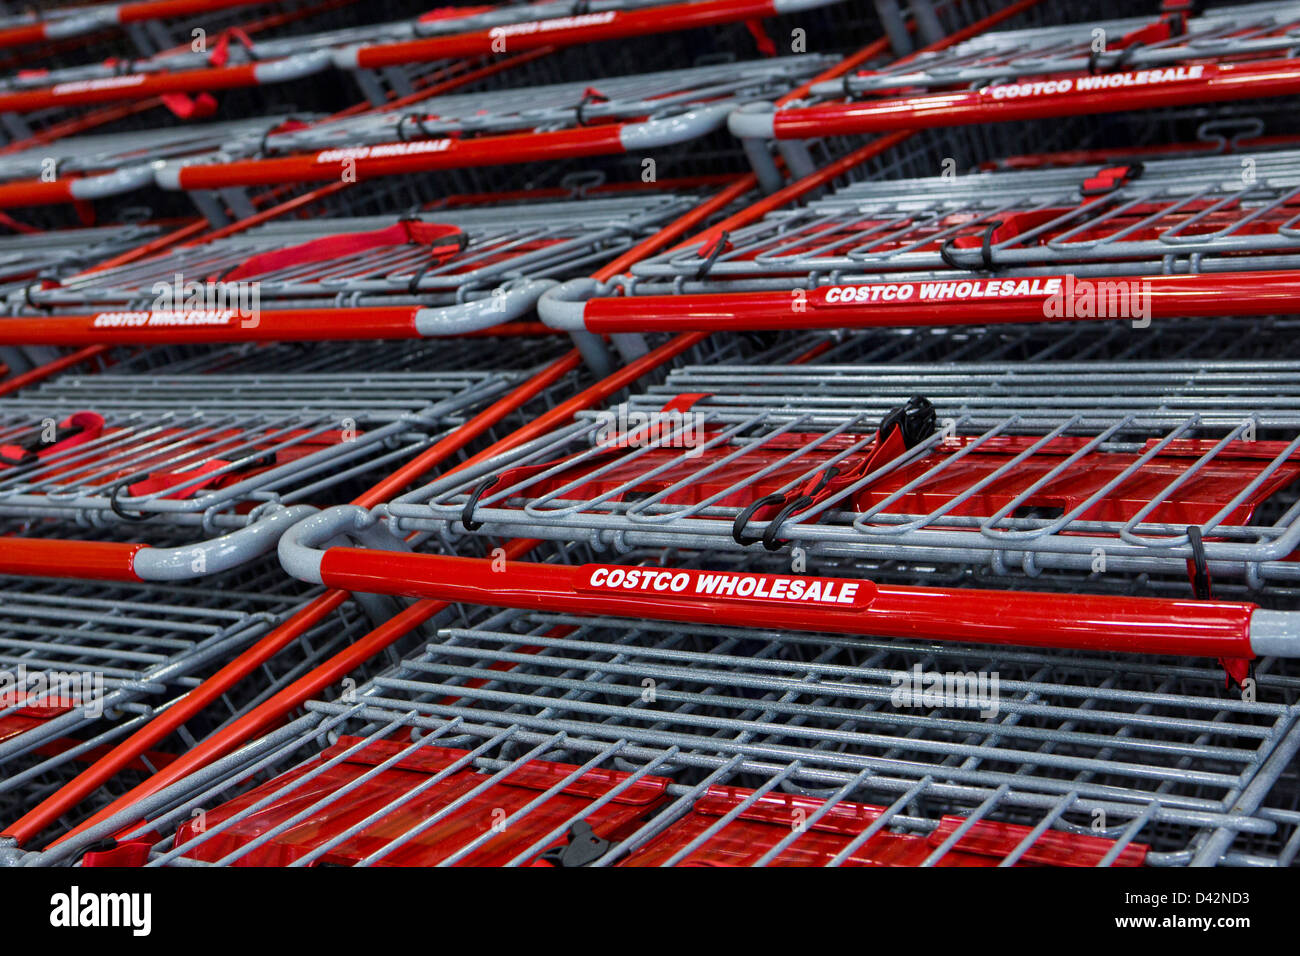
[375,357,1300,587]
[624,151,1300,292]
[0,222,164,298]
[25,196,698,315]
[0,365,523,544]
[18,589,1298,866]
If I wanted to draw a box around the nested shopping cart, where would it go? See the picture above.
[0,193,704,347]
[0,113,321,211]
[146,56,837,198]
[0,323,583,582]
[379,354,1300,586]
[732,0,1300,151]
[0,0,419,147]
[538,147,1300,335]
[0,328,794,860]
[0,220,167,299]
[256,340,1300,690]
[15,567,1297,867]
[0,560,312,840]
[0,0,334,52]
[0,0,847,114]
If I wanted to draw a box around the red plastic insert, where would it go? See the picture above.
[620,786,1148,866]
[171,739,671,866]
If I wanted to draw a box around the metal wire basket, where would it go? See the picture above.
[25,576,1296,866]
[735,0,1300,146]
[539,148,1300,336]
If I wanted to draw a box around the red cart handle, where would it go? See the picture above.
[276,511,1263,659]
[0,504,314,581]
[555,271,1300,333]
[761,59,1300,140]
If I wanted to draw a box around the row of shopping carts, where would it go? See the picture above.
[0,0,1299,870]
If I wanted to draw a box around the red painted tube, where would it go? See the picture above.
[0,344,109,396]
[316,553,1258,659]
[666,131,913,256]
[0,62,262,113]
[351,0,786,69]
[773,59,1300,139]
[171,125,627,191]
[593,174,757,283]
[0,538,144,581]
[0,0,269,49]
[0,178,78,209]
[0,23,49,50]
[0,306,422,346]
[582,271,1300,332]
[79,218,207,273]
[354,349,582,507]
[116,0,266,25]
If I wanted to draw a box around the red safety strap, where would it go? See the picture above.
[220,221,466,282]
[122,429,357,499]
[160,91,218,120]
[207,27,256,69]
[0,411,104,469]
[81,828,158,867]
[744,18,777,56]
[1080,163,1143,197]
[735,396,934,547]
[126,459,232,498]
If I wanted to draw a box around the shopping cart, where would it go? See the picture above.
[17,569,1297,866]
[0,0,400,146]
[147,56,838,198]
[0,560,308,836]
[0,113,325,211]
[0,0,323,52]
[0,0,848,114]
[355,353,1300,586]
[733,0,1300,148]
[538,147,1300,335]
[0,193,714,345]
[0,329,580,581]
[236,332,1300,698]
[0,328,796,855]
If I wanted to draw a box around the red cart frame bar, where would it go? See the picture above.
[287,548,1261,660]
[547,271,1300,335]
[341,0,833,70]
